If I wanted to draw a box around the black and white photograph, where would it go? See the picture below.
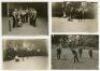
[3,39,48,70]
[2,2,48,36]
[52,35,98,69]
[0,0,100,70]
[52,1,98,32]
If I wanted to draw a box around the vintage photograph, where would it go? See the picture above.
[2,2,48,36]
[52,1,98,32]
[3,39,48,70]
[52,35,98,69]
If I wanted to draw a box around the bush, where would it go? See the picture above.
[3,47,16,61]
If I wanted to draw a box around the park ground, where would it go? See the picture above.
[3,56,48,70]
[52,17,98,33]
[2,17,48,36]
[52,47,98,70]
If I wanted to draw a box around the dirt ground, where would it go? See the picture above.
[3,56,48,70]
[2,17,48,36]
[52,17,98,33]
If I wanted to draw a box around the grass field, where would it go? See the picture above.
[52,47,98,70]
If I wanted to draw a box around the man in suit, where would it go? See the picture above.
[30,8,37,27]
